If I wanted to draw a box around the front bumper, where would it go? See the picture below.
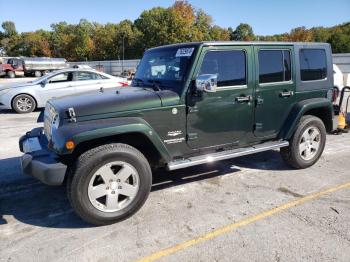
[19,127,67,185]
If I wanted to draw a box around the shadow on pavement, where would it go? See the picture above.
[232,150,293,171]
[0,150,290,229]
[0,156,91,229]
[0,108,43,115]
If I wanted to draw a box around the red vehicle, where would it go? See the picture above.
[0,57,68,78]
[0,58,24,78]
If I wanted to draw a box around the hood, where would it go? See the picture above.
[50,86,180,118]
[0,81,37,92]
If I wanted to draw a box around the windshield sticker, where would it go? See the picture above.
[175,48,194,57]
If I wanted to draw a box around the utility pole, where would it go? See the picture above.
[122,36,125,74]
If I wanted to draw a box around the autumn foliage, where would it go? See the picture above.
[0,1,349,61]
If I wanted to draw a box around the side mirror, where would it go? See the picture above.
[41,79,48,87]
[195,74,218,93]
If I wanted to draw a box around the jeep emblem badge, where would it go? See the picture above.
[172,108,178,115]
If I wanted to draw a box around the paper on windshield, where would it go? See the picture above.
[175,48,194,57]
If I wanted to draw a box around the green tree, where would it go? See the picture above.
[231,23,255,41]
[0,21,19,56]
[1,21,17,37]
[20,30,52,57]
[192,9,212,41]
[286,26,313,42]
[91,23,118,60]
[135,7,171,50]
[115,20,142,59]
[73,19,94,60]
[327,23,350,53]
[311,27,331,42]
[210,26,230,41]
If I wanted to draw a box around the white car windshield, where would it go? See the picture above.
[29,71,60,84]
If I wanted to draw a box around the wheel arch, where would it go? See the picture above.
[279,98,333,140]
[55,118,172,167]
[69,132,167,168]
[11,93,38,110]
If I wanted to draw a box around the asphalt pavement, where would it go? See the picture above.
[0,78,350,262]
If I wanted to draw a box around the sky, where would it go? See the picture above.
[0,0,349,35]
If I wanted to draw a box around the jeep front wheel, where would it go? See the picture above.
[67,143,152,226]
[280,115,326,169]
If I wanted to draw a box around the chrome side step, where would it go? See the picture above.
[167,140,289,171]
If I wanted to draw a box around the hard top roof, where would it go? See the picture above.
[148,41,330,51]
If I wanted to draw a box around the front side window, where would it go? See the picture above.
[299,49,327,81]
[259,50,291,84]
[199,50,246,87]
[48,72,73,83]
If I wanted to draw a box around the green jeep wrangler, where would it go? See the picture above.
[20,42,335,225]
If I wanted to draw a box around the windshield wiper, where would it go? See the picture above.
[132,78,144,87]
[147,80,162,91]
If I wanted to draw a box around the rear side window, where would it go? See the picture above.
[199,50,246,87]
[76,72,99,81]
[259,50,291,84]
[299,49,327,81]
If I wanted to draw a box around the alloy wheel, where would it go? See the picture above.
[88,161,140,212]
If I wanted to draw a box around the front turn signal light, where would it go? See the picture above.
[65,140,75,150]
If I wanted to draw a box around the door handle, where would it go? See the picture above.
[279,91,294,97]
[235,95,252,103]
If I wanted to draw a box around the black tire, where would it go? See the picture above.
[333,87,339,101]
[7,71,15,78]
[67,143,152,226]
[12,94,36,113]
[34,71,42,77]
[280,115,326,169]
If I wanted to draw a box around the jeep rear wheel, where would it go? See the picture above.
[67,143,152,226]
[280,115,326,169]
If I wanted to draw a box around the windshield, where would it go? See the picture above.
[29,71,58,84]
[132,46,197,94]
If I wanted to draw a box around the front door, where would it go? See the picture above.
[186,46,254,150]
[41,72,76,103]
[253,46,296,138]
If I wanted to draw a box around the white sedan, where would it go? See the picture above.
[0,68,128,113]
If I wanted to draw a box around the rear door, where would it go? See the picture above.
[74,71,103,94]
[253,46,296,138]
[186,45,255,149]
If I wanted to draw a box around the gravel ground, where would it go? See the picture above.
[0,79,350,262]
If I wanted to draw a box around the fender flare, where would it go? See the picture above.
[52,117,172,162]
[278,98,333,140]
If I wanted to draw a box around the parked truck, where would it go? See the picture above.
[0,57,68,78]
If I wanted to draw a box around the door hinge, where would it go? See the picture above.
[255,97,264,106]
[187,133,198,140]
